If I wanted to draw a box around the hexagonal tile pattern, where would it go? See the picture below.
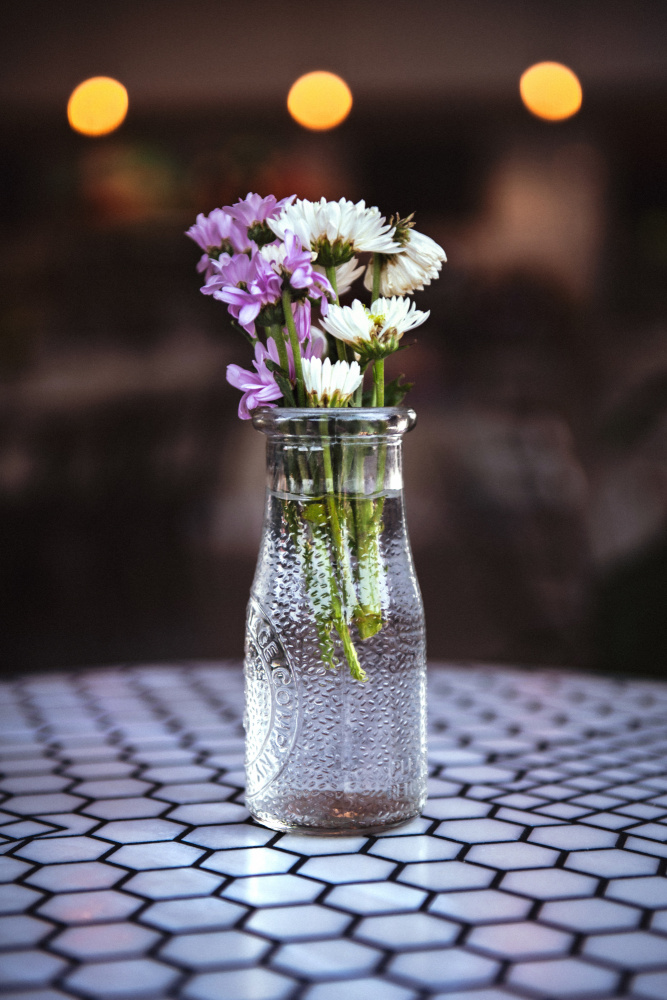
[153,782,239,805]
[540,897,641,932]
[467,920,572,959]
[566,848,659,878]
[108,841,204,870]
[355,911,460,950]
[96,818,186,843]
[123,867,223,899]
[245,903,352,941]
[507,956,619,997]
[16,836,108,864]
[141,764,216,784]
[606,875,667,908]
[83,797,167,820]
[634,971,667,1000]
[303,979,415,1000]
[369,834,461,863]
[398,859,494,891]
[0,914,52,948]
[430,888,531,924]
[501,866,598,900]
[140,896,246,932]
[199,847,294,877]
[2,661,667,1000]
[0,883,44,914]
[52,921,160,959]
[583,930,667,969]
[64,957,179,999]
[74,778,153,799]
[271,938,381,980]
[466,841,559,870]
[297,853,395,884]
[0,857,32,882]
[423,798,490,820]
[25,861,124,892]
[390,946,499,991]
[221,873,324,907]
[436,818,524,843]
[160,928,270,969]
[4,793,85,815]
[0,950,68,990]
[325,880,427,915]
[38,889,141,924]
[276,834,367,855]
[528,824,618,850]
[182,967,295,1000]
[187,824,274,850]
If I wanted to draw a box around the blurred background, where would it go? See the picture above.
[1,0,666,677]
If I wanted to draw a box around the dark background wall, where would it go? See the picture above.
[1,0,667,676]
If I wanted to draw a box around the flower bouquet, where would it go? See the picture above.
[187,194,445,683]
[188,193,445,832]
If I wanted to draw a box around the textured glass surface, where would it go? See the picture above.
[244,408,427,834]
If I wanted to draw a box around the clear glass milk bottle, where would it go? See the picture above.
[243,407,427,834]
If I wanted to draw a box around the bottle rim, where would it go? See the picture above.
[251,406,417,438]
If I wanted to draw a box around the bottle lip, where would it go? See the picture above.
[252,406,417,438]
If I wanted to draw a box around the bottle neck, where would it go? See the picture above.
[266,429,403,500]
[254,407,416,501]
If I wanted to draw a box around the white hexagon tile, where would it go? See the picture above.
[0,662,666,999]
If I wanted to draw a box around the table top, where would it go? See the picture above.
[1,663,666,1000]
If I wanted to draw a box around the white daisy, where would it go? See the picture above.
[302,357,363,407]
[269,198,401,267]
[315,256,365,297]
[259,241,317,271]
[364,227,447,297]
[320,296,429,360]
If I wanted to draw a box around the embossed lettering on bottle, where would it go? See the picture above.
[244,599,299,794]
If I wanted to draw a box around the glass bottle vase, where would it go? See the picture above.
[243,407,427,834]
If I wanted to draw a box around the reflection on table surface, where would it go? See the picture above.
[1,662,666,999]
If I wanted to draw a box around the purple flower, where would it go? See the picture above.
[293,300,326,358]
[226,340,283,420]
[186,209,252,279]
[223,194,297,250]
[259,231,333,314]
[224,193,295,228]
[305,325,327,359]
[201,253,281,334]
[218,258,282,333]
[201,251,256,295]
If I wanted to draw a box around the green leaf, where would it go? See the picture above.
[265,360,296,407]
[384,374,414,406]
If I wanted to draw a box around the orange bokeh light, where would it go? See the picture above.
[67,77,129,137]
[287,71,353,131]
[520,62,582,121]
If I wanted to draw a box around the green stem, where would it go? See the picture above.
[373,359,384,407]
[325,265,340,306]
[353,361,368,407]
[282,289,305,406]
[325,265,349,363]
[267,323,289,374]
[371,252,382,305]
[320,417,365,679]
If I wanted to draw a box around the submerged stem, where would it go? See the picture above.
[320,417,366,681]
